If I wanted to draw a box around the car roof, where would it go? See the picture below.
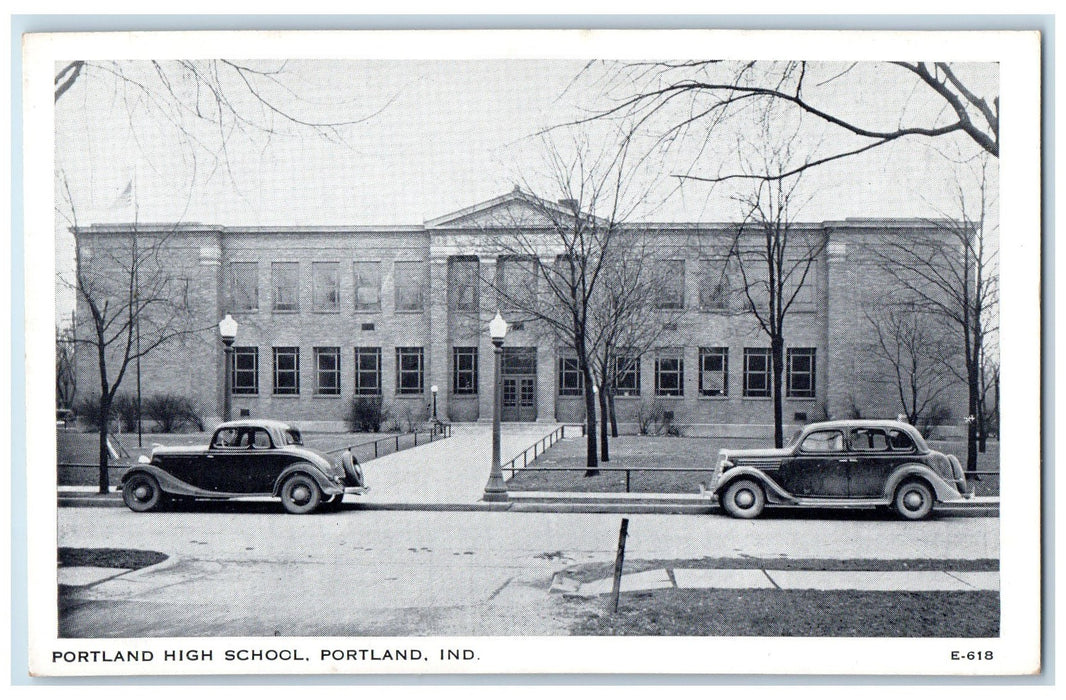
[214,419,296,432]
[804,419,916,431]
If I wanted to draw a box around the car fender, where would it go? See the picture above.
[120,465,206,498]
[884,464,963,502]
[272,463,343,498]
[715,467,796,504]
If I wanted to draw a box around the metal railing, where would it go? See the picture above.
[507,466,1002,494]
[500,425,579,478]
[325,422,452,460]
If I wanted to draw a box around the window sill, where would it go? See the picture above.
[313,393,342,398]
[354,309,382,314]
[271,393,301,398]
[272,309,300,314]
[653,394,685,399]
[697,395,731,400]
[394,309,426,314]
[786,396,818,402]
[452,393,478,398]
[311,309,341,314]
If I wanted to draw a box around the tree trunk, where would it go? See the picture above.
[583,379,599,476]
[771,334,785,448]
[97,395,111,494]
[966,357,980,475]
[598,384,610,463]
[608,386,619,438]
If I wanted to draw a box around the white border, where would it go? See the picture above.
[23,28,1042,676]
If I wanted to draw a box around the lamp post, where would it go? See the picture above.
[218,314,238,423]
[483,311,509,502]
[431,384,439,421]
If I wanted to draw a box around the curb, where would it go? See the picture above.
[57,493,998,517]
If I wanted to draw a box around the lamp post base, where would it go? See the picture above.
[481,489,510,503]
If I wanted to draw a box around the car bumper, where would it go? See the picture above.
[343,486,370,496]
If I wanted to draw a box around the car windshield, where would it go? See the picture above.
[284,429,303,446]
[785,430,803,448]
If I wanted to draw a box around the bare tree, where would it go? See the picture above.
[863,301,955,426]
[727,133,826,448]
[873,155,998,473]
[478,136,650,475]
[585,235,684,460]
[59,178,206,492]
[575,60,997,182]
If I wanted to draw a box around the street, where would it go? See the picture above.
[56,505,999,637]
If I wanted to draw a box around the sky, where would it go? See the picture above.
[53,58,999,315]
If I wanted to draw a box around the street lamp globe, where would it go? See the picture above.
[218,314,238,346]
[489,311,508,345]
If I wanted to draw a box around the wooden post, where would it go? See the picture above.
[610,517,629,613]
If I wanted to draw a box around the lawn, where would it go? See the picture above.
[571,588,999,636]
[507,435,1000,496]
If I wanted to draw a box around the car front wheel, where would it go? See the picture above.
[721,479,766,519]
[123,473,163,512]
[894,480,934,520]
[280,473,322,514]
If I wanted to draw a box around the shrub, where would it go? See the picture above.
[386,401,429,433]
[638,401,681,436]
[75,395,105,431]
[348,396,388,433]
[112,393,141,432]
[916,402,953,440]
[143,394,204,433]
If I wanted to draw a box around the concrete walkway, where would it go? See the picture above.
[551,568,1000,597]
[359,423,561,504]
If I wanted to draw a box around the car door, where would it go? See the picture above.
[777,429,851,497]
[202,427,253,493]
[219,427,281,493]
[847,427,915,497]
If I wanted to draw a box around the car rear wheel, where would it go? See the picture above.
[123,473,163,513]
[280,473,322,514]
[722,479,766,519]
[894,480,934,520]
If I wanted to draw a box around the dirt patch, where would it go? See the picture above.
[58,547,168,570]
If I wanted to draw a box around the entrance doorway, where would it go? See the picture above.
[501,347,537,421]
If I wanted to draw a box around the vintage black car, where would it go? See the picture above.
[121,419,368,514]
[709,420,972,520]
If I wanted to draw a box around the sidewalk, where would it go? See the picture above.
[550,567,1000,597]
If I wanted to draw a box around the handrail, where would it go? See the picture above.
[499,425,572,477]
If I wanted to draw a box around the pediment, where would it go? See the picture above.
[426,189,580,229]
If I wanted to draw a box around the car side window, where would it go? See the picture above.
[799,430,845,453]
[849,428,889,452]
[213,428,239,448]
[887,429,916,452]
[251,429,272,449]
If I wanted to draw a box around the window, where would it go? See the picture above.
[394,261,426,312]
[655,349,684,396]
[314,347,341,396]
[449,257,479,312]
[395,347,424,395]
[887,429,917,453]
[354,347,382,396]
[743,348,771,398]
[699,347,729,396]
[452,346,478,395]
[353,261,381,312]
[229,262,258,312]
[849,428,890,452]
[558,356,584,397]
[271,262,299,312]
[656,260,685,309]
[699,258,739,310]
[231,346,259,395]
[312,262,340,311]
[800,430,844,453]
[787,348,816,398]
[272,347,300,395]
[611,352,641,397]
[496,256,537,310]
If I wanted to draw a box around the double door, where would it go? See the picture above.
[501,347,537,422]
